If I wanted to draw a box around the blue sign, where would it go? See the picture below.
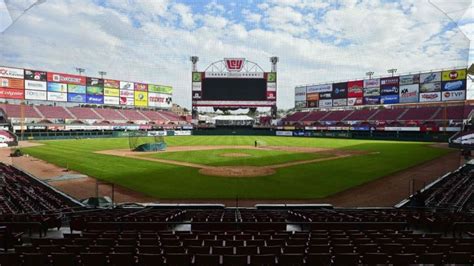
[380,94,399,104]
[352,126,370,131]
[47,82,67,93]
[380,85,399,95]
[441,80,465,91]
[67,93,86,103]
[363,96,380,105]
[86,95,104,104]
[293,131,305,136]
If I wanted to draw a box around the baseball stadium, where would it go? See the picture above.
[0,1,473,265]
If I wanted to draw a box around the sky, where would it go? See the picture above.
[0,0,472,110]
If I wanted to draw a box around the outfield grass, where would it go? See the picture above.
[142,148,329,166]
[21,136,452,199]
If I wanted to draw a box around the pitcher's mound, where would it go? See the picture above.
[220,152,251,157]
[199,166,275,177]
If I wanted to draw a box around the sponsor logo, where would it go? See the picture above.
[86,95,104,104]
[347,97,363,106]
[135,83,148,91]
[192,92,201,99]
[25,90,46,100]
[25,80,47,91]
[307,84,332,93]
[0,88,24,99]
[68,93,86,103]
[224,58,245,72]
[364,79,380,88]
[443,80,463,91]
[24,70,46,81]
[104,79,120,88]
[449,71,458,79]
[364,96,380,105]
[423,73,436,83]
[319,92,332,99]
[267,91,276,100]
[364,87,380,96]
[380,85,399,95]
[0,67,24,79]
[399,74,420,85]
[380,95,399,104]
[442,90,465,101]
[442,69,466,81]
[380,77,399,86]
[192,72,202,82]
[419,92,441,102]
[47,92,67,101]
[420,82,441,92]
[53,74,82,84]
[422,93,438,99]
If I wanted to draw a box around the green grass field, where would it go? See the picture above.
[21,136,452,199]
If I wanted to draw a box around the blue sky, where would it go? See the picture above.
[0,0,472,109]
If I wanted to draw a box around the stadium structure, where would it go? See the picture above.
[0,55,474,266]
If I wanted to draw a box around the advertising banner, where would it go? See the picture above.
[266,72,276,82]
[347,97,363,106]
[420,82,441,93]
[420,72,441,84]
[25,80,47,91]
[192,82,202,91]
[364,78,380,88]
[332,82,348,99]
[67,84,86,94]
[307,101,318,108]
[104,96,119,105]
[306,93,319,101]
[192,91,201,100]
[276,131,293,136]
[104,87,119,97]
[120,81,134,90]
[380,94,399,104]
[47,82,68,93]
[419,92,441,102]
[67,93,86,103]
[86,77,104,87]
[380,85,399,95]
[86,86,104,95]
[307,84,332,93]
[295,101,306,108]
[380,77,399,86]
[399,84,419,103]
[25,90,46,100]
[0,88,24,99]
[332,98,347,106]
[148,84,173,94]
[104,79,120,88]
[0,66,24,79]
[86,95,104,104]
[266,91,276,100]
[119,90,134,98]
[148,92,172,108]
[267,82,276,91]
[47,72,86,85]
[134,83,148,91]
[442,90,465,101]
[442,69,466,81]
[364,96,380,105]
[364,87,380,96]
[134,91,148,107]
[47,92,67,102]
[348,80,363,97]
[294,86,306,101]
[441,80,466,91]
[192,72,202,82]
[319,99,332,107]
[399,74,420,85]
[24,69,46,81]
[1,78,24,89]
[120,97,134,106]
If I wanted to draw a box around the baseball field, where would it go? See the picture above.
[20,136,452,200]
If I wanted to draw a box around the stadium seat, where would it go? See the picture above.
[137,253,164,266]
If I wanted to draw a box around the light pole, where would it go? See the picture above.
[366,71,374,79]
[75,67,85,76]
[387,68,397,77]
[270,56,279,72]
[190,56,199,72]
[98,71,107,79]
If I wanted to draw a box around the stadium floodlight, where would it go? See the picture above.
[98,71,107,78]
[190,56,199,72]
[468,64,474,81]
[387,68,397,76]
[270,56,279,72]
[366,71,374,79]
[75,67,85,75]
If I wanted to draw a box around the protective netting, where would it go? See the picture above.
[128,131,166,152]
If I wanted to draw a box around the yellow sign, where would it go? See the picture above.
[104,87,120,97]
[134,91,148,106]
[442,69,466,81]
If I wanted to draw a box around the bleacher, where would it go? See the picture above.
[34,106,73,120]
[68,107,101,120]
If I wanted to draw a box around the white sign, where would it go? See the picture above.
[25,90,47,100]
[333,98,347,106]
[0,66,24,79]
[104,96,119,105]
[47,92,67,102]
[419,92,441,102]
[120,81,134,90]
[174,130,192,136]
[399,74,420,85]
[364,78,380,88]
[399,84,419,103]
[319,99,333,107]
[267,82,276,91]
[192,82,202,91]
[120,90,134,97]
[24,80,47,91]
[347,97,363,106]
[295,86,307,102]
[276,131,293,136]
[420,72,441,84]
[307,84,332,93]
[120,97,134,106]
[442,90,465,101]
[148,92,172,108]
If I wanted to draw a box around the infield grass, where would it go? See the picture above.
[20,136,453,199]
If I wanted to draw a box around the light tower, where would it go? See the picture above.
[98,71,107,78]
[366,71,374,79]
[387,68,397,77]
[270,56,279,72]
[190,56,199,72]
[75,67,85,75]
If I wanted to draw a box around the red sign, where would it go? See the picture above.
[0,88,25,99]
[0,78,24,89]
[47,72,86,85]
[449,71,458,79]
[104,79,120,88]
[267,91,276,100]
[348,80,363,97]
[225,58,244,72]
[134,83,148,91]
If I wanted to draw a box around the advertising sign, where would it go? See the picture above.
[192,91,201,100]
[104,79,120,88]
[306,93,319,101]
[192,72,202,82]
[86,86,104,95]
[67,84,86,94]
[332,98,347,106]
[120,90,134,98]
[364,87,380,96]
[24,90,46,100]
[24,69,46,81]
[0,66,24,79]
[332,82,348,99]
[267,82,276,91]
[134,83,148,91]
[364,96,380,105]
[380,77,399,86]
[294,86,306,101]
[0,88,24,99]
[420,82,441,92]
[420,72,441,84]
[380,85,399,95]
[192,82,202,91]
[47,92,67,102]
[86,77,104,87]
[276,131,293,136]
[148,84,173,94]
[441,80,466,91]
[120,97,134,106]
[307,84,332,93]
[47,82,68,93]
[348,80,363,97]
[120,81,134,91]
[0,78,24,89]
[266,91,276,100]
[104,96,119,105]
[67,93,86,103]
[399,84,419,103]
[380,94,399,104]
[47,72,86,85]
[295,101,306,108]
[419,92,441,102]
[347,97,363,106]
[266,72,276,82]
[25,80,47,91]
[307,101,318,108]
[319,99,332,107]
[442,90,465,101]
[441,69,466,81]
[364,78,380,88]
[399,74,420,85]
[86,95,104,104]
[319,92,332,99]
[104,87,119,97]
[148,92,172,108]
[134,91,148,106]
